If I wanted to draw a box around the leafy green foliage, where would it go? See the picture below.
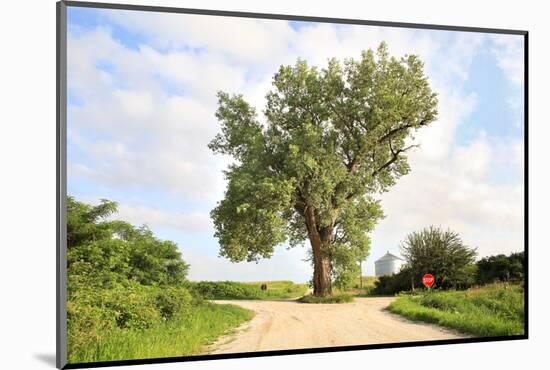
[67,196,189,291]
[66,197,253,363]
[400,226,477,289]
[388,284,524,336]
[67,196,118,249]
[189,280,308,300]
[372,266,414,295]
[298,294,354,304]
[332,247,363,291]
[476,252,524,284]
[210,43,438,294]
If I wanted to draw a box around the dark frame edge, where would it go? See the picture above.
[62,0,527,35]
[62,335,528,369]
[57,1,68,369]
[523,32,529,339]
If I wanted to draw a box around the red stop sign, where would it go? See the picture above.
[422,274,435,287]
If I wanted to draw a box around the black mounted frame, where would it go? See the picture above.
[56,1,529,368]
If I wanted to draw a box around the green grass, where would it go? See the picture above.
[388,283,524,337]
[68,302,254,364]
[242,280,309,299]
[190,280,309,300]
[298,293,354,304]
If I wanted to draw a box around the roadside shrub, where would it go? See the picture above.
[67,298,116,355]
[155,286,192,320]
[102,284,162,330]
[190,281,261,300]
[372,267,412,295]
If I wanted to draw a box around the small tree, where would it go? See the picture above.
[401,226,477,289]
[210,43,438,296]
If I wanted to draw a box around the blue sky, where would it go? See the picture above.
[66,6,525,281]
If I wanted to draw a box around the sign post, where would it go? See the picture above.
[422,274,435,290]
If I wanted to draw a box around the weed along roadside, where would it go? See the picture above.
[387,283,525,337]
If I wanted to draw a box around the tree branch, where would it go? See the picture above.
[377,119,427,144]
[372,144,418,177]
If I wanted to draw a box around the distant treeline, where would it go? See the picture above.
[476,252,524,284]
[189,280,308,300]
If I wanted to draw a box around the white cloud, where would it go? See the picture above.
[413,90,478,161]
[366,135,524,275]
[490,34,525,86]
[68,29,231,201]
[184,245,311,282]
[114,203,212,233]
[105,10,296,67]
[452,133,491,179]
[74,195,213,233]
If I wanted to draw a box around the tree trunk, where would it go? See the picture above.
[360,261,363,289]
[303,206,334,297]
[312,246,332,296]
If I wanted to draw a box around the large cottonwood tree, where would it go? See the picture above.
[209,43,438,296]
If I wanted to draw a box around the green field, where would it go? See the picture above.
[189,280,309,300]
[388,283,524,337]
[69,301,253,363]
[298,293,354,304]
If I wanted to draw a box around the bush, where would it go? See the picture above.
[67,299,116,354]
[101,285,162,330]
[372,267,412,295]
[190,281,261,300]
[298,294,354,304]
[155,286,193,320]
[401,226,477,289]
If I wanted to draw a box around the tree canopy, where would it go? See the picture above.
[210,43,438,295]
[67,196,189,290]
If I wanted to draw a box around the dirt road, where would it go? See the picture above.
[209,297,467,354]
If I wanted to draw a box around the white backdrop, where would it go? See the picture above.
[0,0,546,369]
